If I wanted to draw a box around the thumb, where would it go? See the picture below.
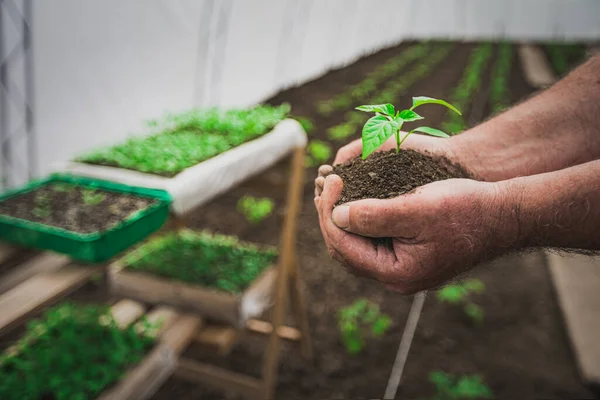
[332,197,419,238]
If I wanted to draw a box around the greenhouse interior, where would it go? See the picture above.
[1,0,600,399]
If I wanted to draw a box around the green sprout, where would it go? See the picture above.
[426,371,493,400]
[81,188,106,206]
[121,230,277,294]
[356,97,461,159]
[338,298,392,355]
[305,140,332,167]
[437,279,485,325]
[236,195,274,224]
[32,193,52,219]
[52,183,75,193]
[293,116,315,135]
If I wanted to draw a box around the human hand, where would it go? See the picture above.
[314,174,520,293]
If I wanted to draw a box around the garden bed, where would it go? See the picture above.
[0,302,156,400]
[0,175,171,262]
[109,230,278,327]
[53,105,307,215]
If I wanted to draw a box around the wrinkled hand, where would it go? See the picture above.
[314,174,519,293]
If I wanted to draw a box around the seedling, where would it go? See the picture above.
[0,302,156,400]
[437,279,485,325]
[426,371,493,400]
[356,96,461,159]
[327,123,356,141]
[81,188,106,206]
[32,193,51,219]
[293,116,315,135]
[122,230,277,294]
[52,183,75,193]
[338,298,392,355]
[305,140,332,167]
[237,195,274,224]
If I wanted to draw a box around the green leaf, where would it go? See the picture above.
[361,116,398,159]
[356,103,395,116]
[411,126,450,138]
[398,109,424,122]
[372,315,392,336]
[463,279,485,294]
[464,303,485,324]
[437,285,468,304]
[411,96,462,115]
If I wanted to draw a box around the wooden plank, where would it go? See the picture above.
[160,314,203,354]
[98,346,175,400]
[518,44,557,88]
[109,263,240,326]
[262,146,306,399]
[0,253,71,295]
[175,358,263,399]
[108,299,147,328]
[547,252,600,385]
[134,306,179,337]
[288,257,313,359]
[0,264,101,335]
[246,319,301,342]
[195,324,241,355]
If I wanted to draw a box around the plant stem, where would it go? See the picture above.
[396,132,412,150]
[395,131,400,153]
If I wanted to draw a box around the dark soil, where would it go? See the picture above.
[0,183,156,234]
[332,149,468,204]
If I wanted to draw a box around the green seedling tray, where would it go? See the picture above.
[0,174,172,263]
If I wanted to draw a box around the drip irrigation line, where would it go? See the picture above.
[383,290,427,400]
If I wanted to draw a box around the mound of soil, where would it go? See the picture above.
[332,149,468,204]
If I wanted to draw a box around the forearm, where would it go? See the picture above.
[501,160,600,252]
[451,54,600,182]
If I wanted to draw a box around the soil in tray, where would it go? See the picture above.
[0,183,157,234]
[332,149,469,204]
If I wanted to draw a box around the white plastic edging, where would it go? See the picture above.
[51,119,307,216]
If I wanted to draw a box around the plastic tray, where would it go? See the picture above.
[0,174,172,263]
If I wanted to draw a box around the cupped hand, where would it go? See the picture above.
[314,174,520,293]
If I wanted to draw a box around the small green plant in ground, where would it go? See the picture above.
[293,116,315,135]
[545,42,587,76]
[79,103,290,176]
[236,195,274,224]
[442,43,493,134]
[338,298,392,355]
[356,97,461,159]
[327,122,357,141]
[0,302,156,400]
[437,278,485,325]
[489,43,513,114]
[81,188,106,206]
[122,230,277,294]
[32,193,51,219]
[305,140,332,167]
[52,183,75,193]
[426,371,493,399]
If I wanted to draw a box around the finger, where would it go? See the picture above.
[319,175,398,280]
[334,139,362,164]
[314,176,325,197]
[331,197,421,238]
[318,165,333,178]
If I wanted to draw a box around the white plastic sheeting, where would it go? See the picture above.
[52,119,307,215]
[1,0,599,188]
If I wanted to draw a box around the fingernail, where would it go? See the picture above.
[332,205,349,229]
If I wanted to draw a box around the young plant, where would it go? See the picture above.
[356,96,461,159]
[338,298,392,355]
[236,195,274,224]
[426,371,493,400]
[81,188,106,206]
[305,140,332,167]
[437,279,485,325]
[32,193,52,219]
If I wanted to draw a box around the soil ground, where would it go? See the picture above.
[0,41,595,399]
[0,183,156,234]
